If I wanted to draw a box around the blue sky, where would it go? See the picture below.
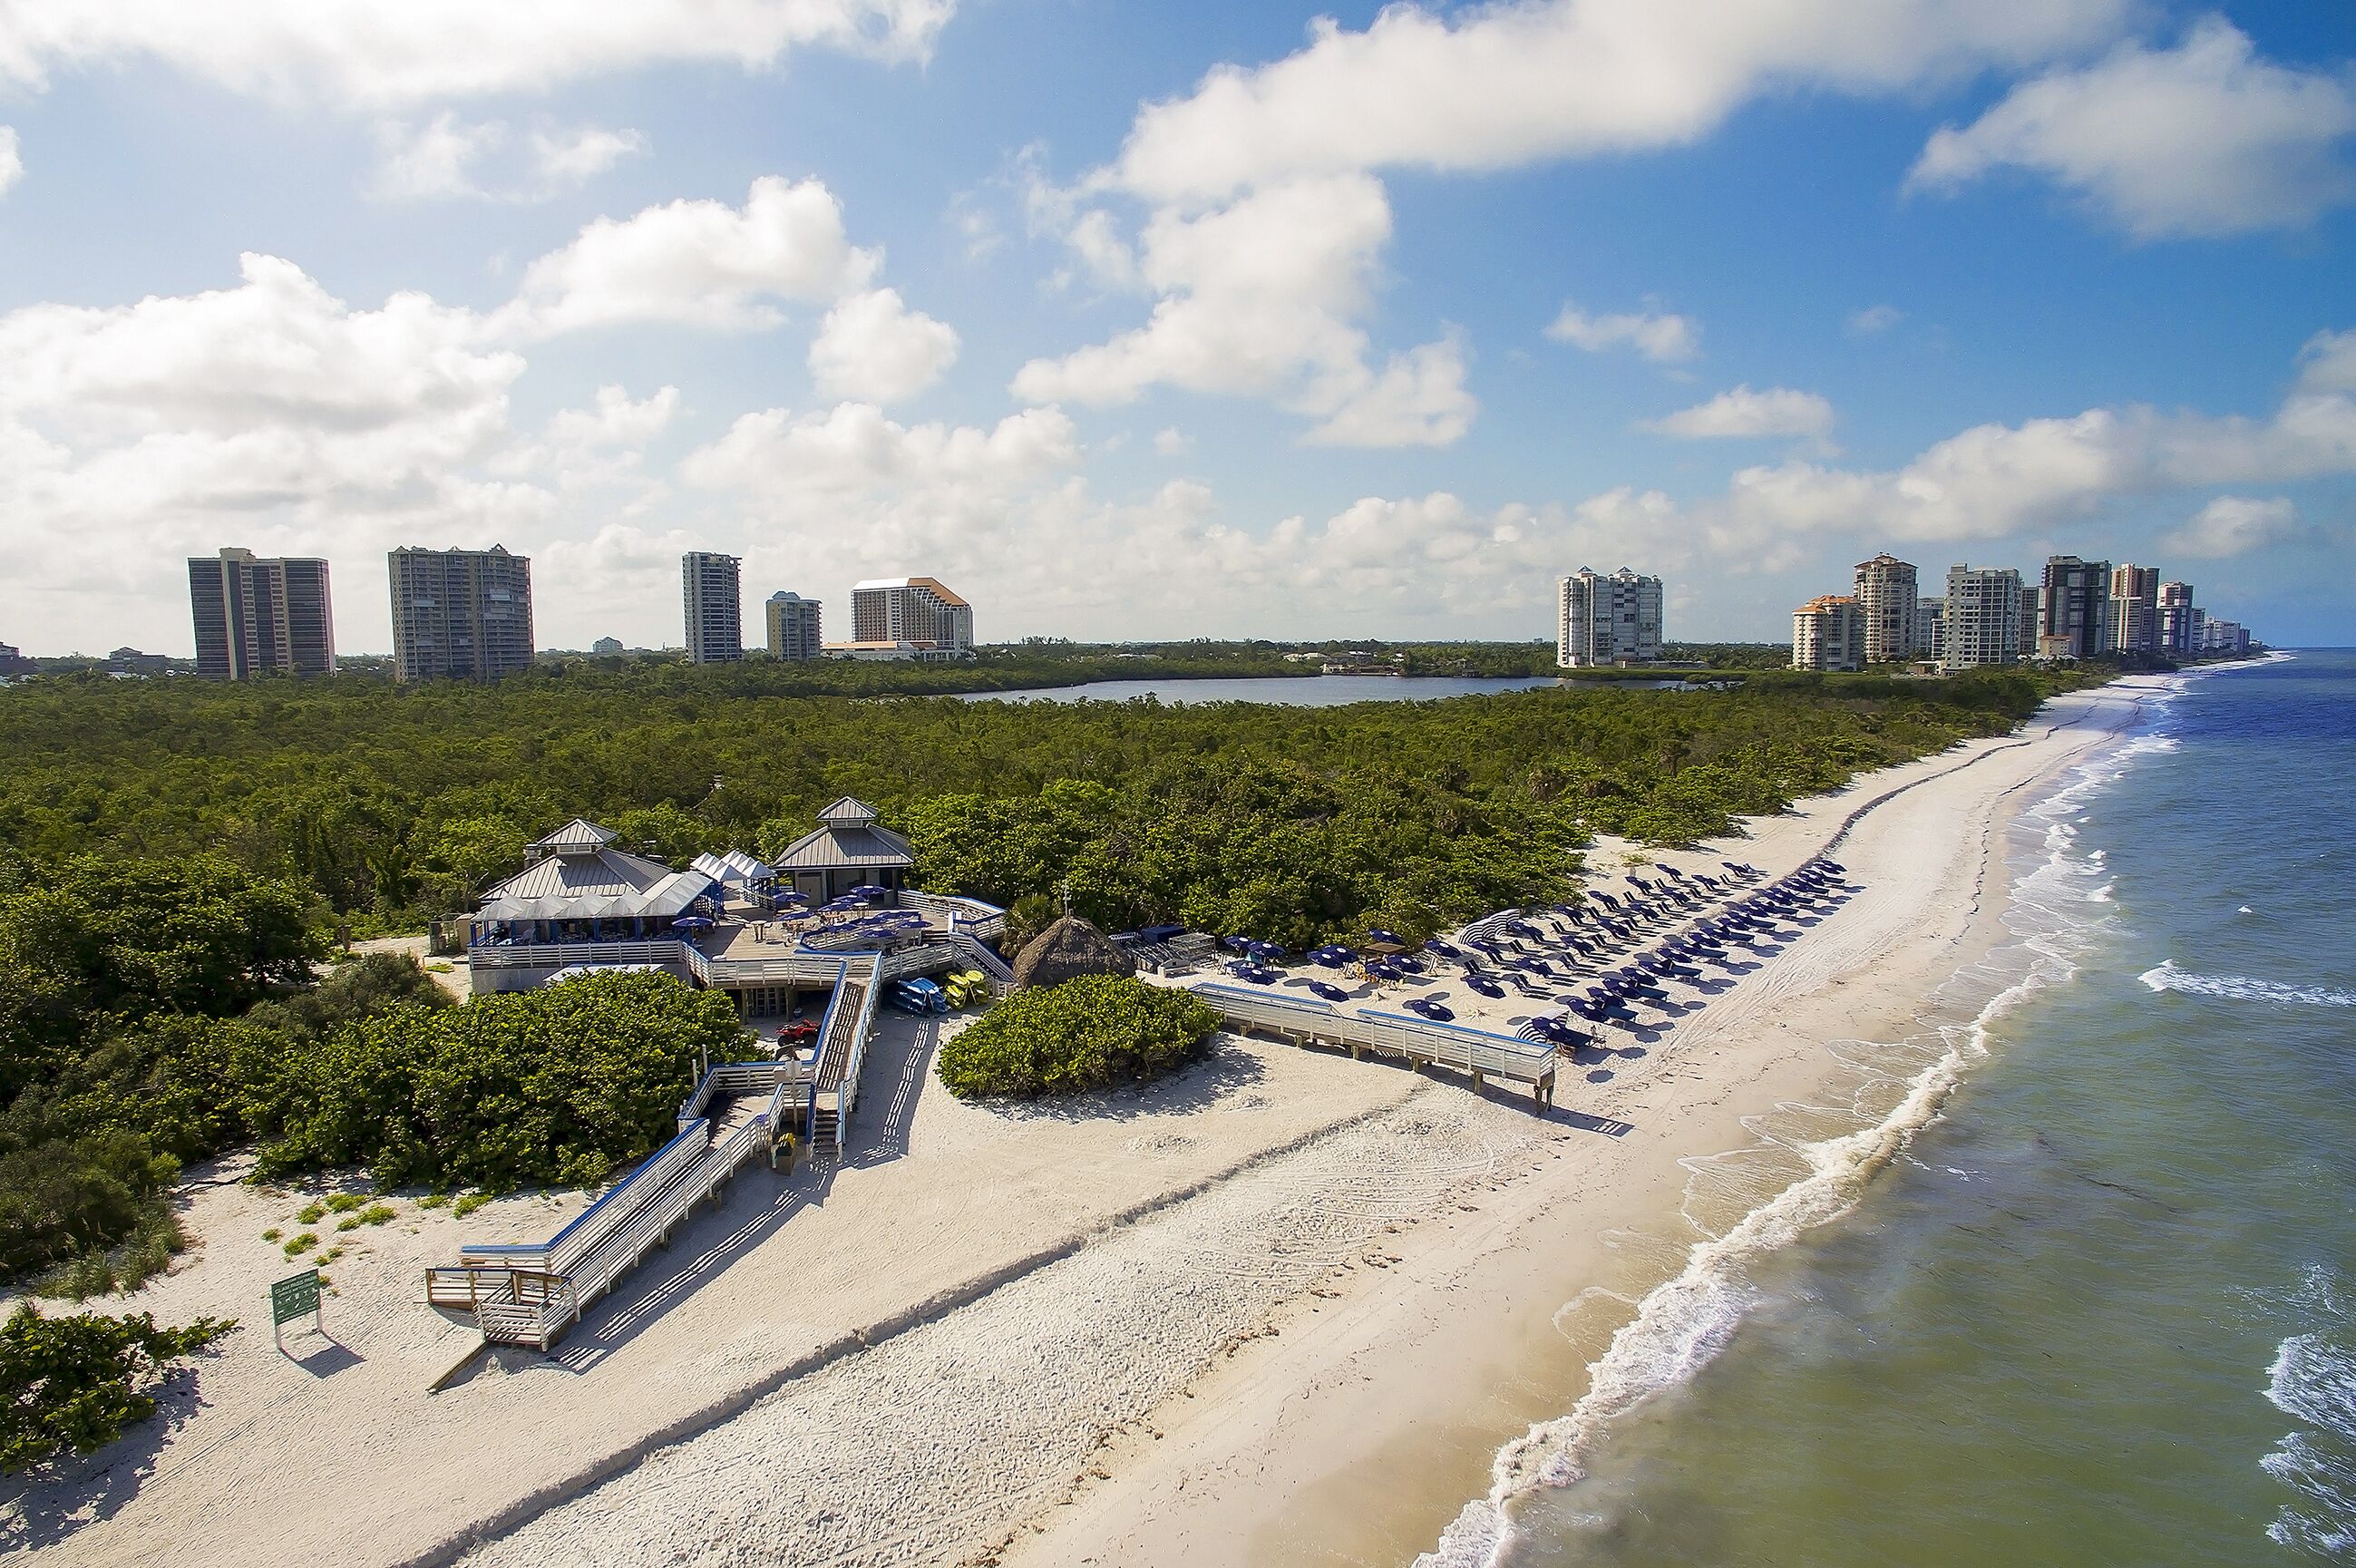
[0,1,2351,655]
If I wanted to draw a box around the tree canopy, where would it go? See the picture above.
[936,977,1222,1099]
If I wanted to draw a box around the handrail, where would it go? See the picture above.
[949,930,1017,986]
[458,1119,710,1270]
[1189,982,1556,1086]
[833,955,882,1132]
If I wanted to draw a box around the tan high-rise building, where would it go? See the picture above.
[2109,564,2161,656]
[388,545,534,683]
[830,577,974,659]
[1851,554,1919,665]
[187,548,336,679]
[682,551,744,665]
[764,591,823,661]
[1792,595,1865,672]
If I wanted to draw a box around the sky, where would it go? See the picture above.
[0,0,2351,656]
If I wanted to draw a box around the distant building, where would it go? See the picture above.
[590,636,625,657]
[2020,585,2040,644]
[2108,563,2161,656]
[1792,595,1865,672]
[2158,581,2197,655]
[683,552,744,665]
[1915,596,1945,658]
[1557,568,1663,668]
[1851,555,1918,665]
[388,545,534,683]
[765,591,823,661]
[1942,565,2025,669]
[832,578,973,659]
[2199,618,2251,655]
[0,642,33,677]
[2040,555,2112,660]
[187,547,336,679]
[108,647,170,677]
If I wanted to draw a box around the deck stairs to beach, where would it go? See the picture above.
[949,930,1017,990]
[806,1105,841,1161]
[425,969,883,1351]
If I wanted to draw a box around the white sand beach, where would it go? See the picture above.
[4,679,2162,1568]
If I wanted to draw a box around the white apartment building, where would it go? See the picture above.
[683,551,744,664]
[1852,554,1918,666]
[1943,564,2025,669]
[1792,595,1865,672]
[1557,568,1663,668]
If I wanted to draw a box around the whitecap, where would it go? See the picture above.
[2140,960,2356,1008]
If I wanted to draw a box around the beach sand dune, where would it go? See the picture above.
[5,681,2159,1568]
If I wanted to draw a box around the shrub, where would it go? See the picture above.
[358,1203,395,1226]
[294,1203,325,1225]
[453,1193,490,1217]
[283,1232,316,1255]
[937,977,1220,1100]
[260,1228,281,1242]
[0,1304,232,1473]
[324,1193,365,1213]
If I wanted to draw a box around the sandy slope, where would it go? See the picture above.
[5,680,2156,1568]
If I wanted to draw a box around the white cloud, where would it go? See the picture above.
[0,1,957,106]
[683,402,1079,502]
[1642,385,1835,440]
[0,252,560,650]
[0,125,20,196]
[1104,0,2133,204]
[2158,495,2302,559]
[1845,304,1903,336]
[501,176,877,336]
[1152,426,1190,457]
[1013,175,1474,448]
[1908,20,2356,239]
[1545,303,1700,363]
[1691,334,2356,549]
[529,124,648,186]
[808,287,959,403]
[373,112,503,199]
[1301,335,1476,449]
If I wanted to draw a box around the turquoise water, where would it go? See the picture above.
[957,675,1563,705]
[1437,653,2356,1566]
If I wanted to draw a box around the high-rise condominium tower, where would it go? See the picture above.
[1791,595,1865,672]
[1943,565,2025,669]
[1557,568,1664,668]
[2158,580,2196,655]
[765,591,823,661]
[2040,555,2112,659]
[388,545,534,683]
[848,578,973,652]
[187,548,336,679]
[2109,564,2161,656]
[1851,554,1918,665]
[683,552,744,664]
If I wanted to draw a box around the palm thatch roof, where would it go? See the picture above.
[1010,915,1136,989]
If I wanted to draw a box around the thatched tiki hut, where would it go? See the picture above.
[1010,916,1136,989]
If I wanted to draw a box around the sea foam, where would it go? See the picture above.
[2140,960,2356,1008]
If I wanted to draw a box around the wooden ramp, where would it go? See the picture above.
[1188,983,1561,1108]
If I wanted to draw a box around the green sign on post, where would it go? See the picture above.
[271,1269,321,1343]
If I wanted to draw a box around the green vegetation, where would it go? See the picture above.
[0,848,721,1281]
[453,1192,491,1217]
[936,977,1222,1099]
[245,971,737,1192]
[0,1304,232,1473]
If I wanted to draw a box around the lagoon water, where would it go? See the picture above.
[958,675,1563,705]
[1472,652,2356,1567]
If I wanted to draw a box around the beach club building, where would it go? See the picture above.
[463,801,1006,1018]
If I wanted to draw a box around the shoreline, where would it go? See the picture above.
[996,677,2165,1568]
[5,680,2163,1568]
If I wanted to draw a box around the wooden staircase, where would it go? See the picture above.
[808,1105,840,1161]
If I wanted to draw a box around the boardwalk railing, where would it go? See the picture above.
[1188,982,1559,1101]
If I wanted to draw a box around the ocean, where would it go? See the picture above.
[1428,651,2356,1567]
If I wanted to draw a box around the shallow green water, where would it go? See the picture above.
[1436,654,2356,1567]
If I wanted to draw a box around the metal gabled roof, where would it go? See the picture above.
[815,796,880,825]
[771,823,916,872]
[535,818,618,851]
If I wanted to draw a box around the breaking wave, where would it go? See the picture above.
[2140,961,2355,1008]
